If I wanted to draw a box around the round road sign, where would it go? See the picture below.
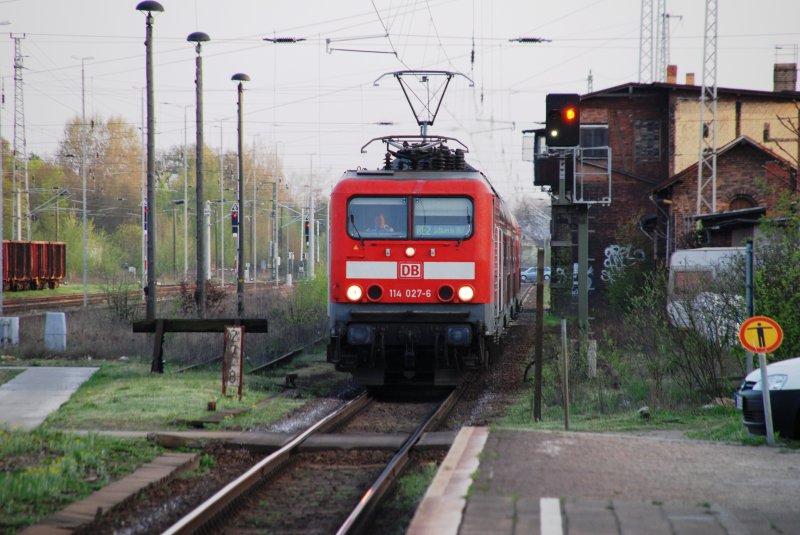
[738,316,783,354]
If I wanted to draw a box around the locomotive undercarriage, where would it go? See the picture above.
[327,318,502,386]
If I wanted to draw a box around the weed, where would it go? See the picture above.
[0,427,160,531]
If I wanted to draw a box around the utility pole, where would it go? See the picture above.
[697,0,719,215]
[140,88,146,289]
[252,136,257,282]
[182,105,188,281]
[658,12,682,82]
[638,0,655,83]
[232,73,250,316]
[135,1,164,322]
[219,119,224,286]
[76,55,93,307]
[0,20,9,315]
[272,181,279,284]
[11,33,28,241]
[205,200,211,280]
[308,156,315,279]
[188,31,210,316]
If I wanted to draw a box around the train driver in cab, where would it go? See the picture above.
[370,213,394,233]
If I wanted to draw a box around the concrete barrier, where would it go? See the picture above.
[44,312,67,351]
[0,317,19,346]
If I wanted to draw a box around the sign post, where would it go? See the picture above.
[738,316,784,446]
[223,325,244,400]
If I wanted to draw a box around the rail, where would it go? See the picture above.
[161,392,371,535]
[336,385,463,534]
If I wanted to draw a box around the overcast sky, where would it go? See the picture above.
[0,0,798,202]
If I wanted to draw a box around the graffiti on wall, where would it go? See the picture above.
[601,244,646,282]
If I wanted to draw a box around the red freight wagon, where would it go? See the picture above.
[327,136,521,387]
[3,240,67,291]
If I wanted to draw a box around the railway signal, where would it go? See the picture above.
[545,93,581,147]
[304,218,311,245]
[231,203,240,236]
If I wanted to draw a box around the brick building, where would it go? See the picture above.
[534,66,800,288]
[652,136,796,250]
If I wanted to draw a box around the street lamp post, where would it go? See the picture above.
[188,31,210,317]
[232,73,250,317]
[0,20,10,315]
[74,55,93,308]
[136,0,164,323]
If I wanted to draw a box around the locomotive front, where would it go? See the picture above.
[327,137,520,387]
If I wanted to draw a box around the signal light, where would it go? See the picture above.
[231,210,240,236]
[545,93,581,147]
[304,220,311,245]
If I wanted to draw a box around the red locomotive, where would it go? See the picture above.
[327,135,521,386]
[2,240,67,291]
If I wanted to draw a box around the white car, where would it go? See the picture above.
[736,356,800,439]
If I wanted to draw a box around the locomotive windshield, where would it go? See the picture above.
[347,197,408,239]
[347,195,473,241]
[412,197,472,239]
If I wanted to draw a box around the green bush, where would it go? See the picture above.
[753,195,800,360]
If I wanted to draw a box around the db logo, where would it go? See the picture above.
[399,263,422,278]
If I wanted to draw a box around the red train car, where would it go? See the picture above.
[3,240,67,291]
[327,136,521,387]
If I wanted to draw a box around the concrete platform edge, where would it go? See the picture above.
[406,425,488,535]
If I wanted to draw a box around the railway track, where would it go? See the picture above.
[1,285,184,314]
[47,286,536,533]
[2,281,288,314]
[162,387,460,534]
[2,292,111,313]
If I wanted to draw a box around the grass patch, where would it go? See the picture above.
[543,312,561,328]
[370,461,440,535]
[43,345,347,432]
[0,367,25,385]
[497,390,800,445]
[44,360,308,431]
[0,426,161,532]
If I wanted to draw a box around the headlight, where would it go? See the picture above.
[457,285,474,302]
[756,374,788,391]
[767,374,788,390]
[346,284,363,302]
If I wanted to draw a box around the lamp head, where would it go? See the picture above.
[136,1,164,13]
[187,31,210,43]
[231,73,251,82]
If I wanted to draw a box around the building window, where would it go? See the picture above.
[634,120,661,162]
[580,125,608,158]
